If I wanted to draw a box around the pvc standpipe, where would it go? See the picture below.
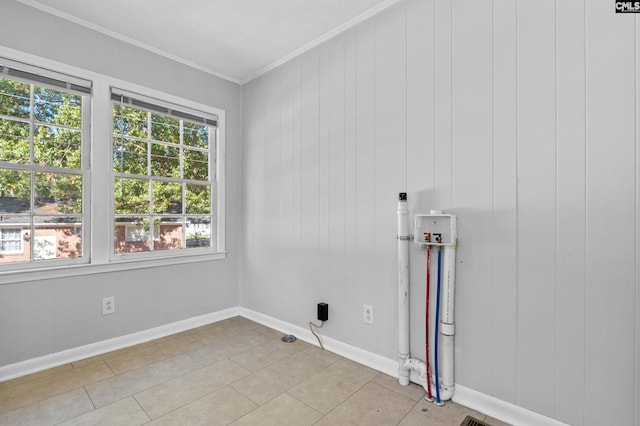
[397,193,456,403]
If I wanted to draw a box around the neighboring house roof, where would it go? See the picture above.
[0,196,29,214]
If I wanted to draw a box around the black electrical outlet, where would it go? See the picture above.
[317,303,328,322]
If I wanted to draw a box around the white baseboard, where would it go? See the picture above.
[452,385,570,426]
[237,307,399,377]
[0,307,239,382]
[1,306,569,426]
[238,308,569,426]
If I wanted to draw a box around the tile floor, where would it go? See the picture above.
[0,317,509,425]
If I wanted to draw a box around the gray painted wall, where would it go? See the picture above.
[240,1,640,425]
[0,1,242,366]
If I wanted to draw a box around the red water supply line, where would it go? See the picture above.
[425,245,433,401]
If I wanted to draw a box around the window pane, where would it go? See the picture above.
[151,114,180,144]
[33,216,82,260]
[33,87,82,128]
[113,104,148,138]
[114,217,151,253]
[35,172,82,214]
[0,169,31,215]
[154,219,183,251]
[34,125,82,169]
[153,181,182,214]
[186,217,211,248]
[113,137,147,175]
[186,184,210,214]
[0,78,30,119]
[151,143,180,178]
[114,177,149,214]
[183,122,208,148]
[0,119,30,164]
[183,148,208,181]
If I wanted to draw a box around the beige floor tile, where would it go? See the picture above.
[231,351,331,405]
[314,382,416,426]
[104,334,203,375]
[188,329,272,365]
[0,387,94,426]
[485,415,513,425]
[134,358,251,419]
[190,317,260,346]
[302,344,341,365]
[59,397,150,426]
[0,361,113,415]
[398,397,487,426]
[371,373,426,401]
[150,386,257,426]
[71,340,161,369]
[161,332,204,352]
[229,338,306,372]
[0,363,73,389]
[85,354,202,408]
[231,393,322,426]
[287,357,378,414]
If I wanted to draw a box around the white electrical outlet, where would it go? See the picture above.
[363,305,374,325]
[102,297,115,315]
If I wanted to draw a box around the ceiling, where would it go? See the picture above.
[18,0,399,84]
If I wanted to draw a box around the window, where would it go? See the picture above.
[0,58,90,267]
[1,228,22,253]
[111,89,218,257]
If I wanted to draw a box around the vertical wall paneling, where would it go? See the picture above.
[243,79,267,309]
[434,0,453,210]
[239,1,640,423]
[515,0,557,415]
[585,1,637,424]
[406,0,436,361]
[318,43,331,299]
[328,35,347,324]
[491,0,518,403]
[292,62,302,250]
[344,29,359,328]
[636,14,640,426]
[355,20,377,349]
[278,61,300,317]
[555,0,587,424]
[373,4,407,352]
[299,49,322,305]
[263,70,283,314]
[451,0,494,392]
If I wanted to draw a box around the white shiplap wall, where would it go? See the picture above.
[240,1,639,425]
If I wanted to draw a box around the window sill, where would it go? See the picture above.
[0,251,227,285]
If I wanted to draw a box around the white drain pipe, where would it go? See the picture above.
[397,193,455,402]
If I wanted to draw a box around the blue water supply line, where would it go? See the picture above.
[434,247,442,404]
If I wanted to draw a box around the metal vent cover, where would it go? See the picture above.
[460,415,492,426]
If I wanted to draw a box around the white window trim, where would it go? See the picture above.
[0,46,226,284]
[108,85,225,262]
[0,56,92,271]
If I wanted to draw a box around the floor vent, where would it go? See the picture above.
[460,415,492,426]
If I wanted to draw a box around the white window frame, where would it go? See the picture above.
[0,57,91,271]
[0,49,226,284]
[109,87,224,261]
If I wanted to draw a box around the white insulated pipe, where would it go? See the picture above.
[397,193,456,402]
[397,194,411,386]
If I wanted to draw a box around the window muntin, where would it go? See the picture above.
[112,98,216,256]
[0,67,90,267]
